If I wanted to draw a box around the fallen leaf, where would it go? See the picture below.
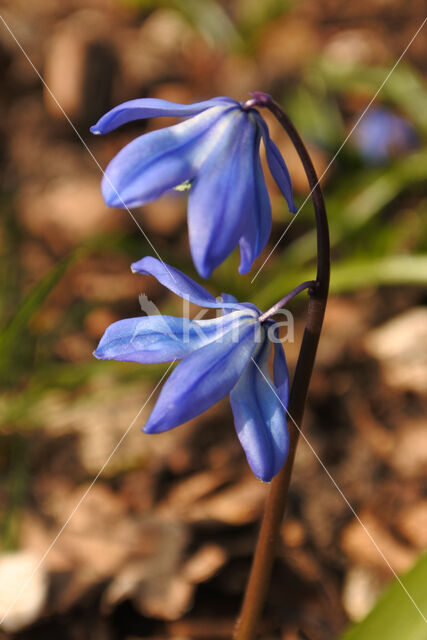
[185,476,267,525]
[341,511,416,574]
[0,551,48,632]
[182,544,227,584]
[364,308,427,394]
[397,501,427,549]
[342,565,384,622]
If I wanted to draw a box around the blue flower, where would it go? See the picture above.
[91,96,296,278]
[94,257,289,481]
[354,107,418,164]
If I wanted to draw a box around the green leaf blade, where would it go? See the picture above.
[339,554,427,640]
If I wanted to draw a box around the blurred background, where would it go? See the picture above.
[0,1,426,639]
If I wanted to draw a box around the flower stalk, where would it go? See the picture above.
[258,280,317,323]
[234,94,330,639]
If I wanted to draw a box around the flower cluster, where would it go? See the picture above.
[95,258,289,481]
[91,96,296,278]
[92,94,296,481]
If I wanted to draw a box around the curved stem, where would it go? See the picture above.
[258,280,317,323]
[234,96,330,640]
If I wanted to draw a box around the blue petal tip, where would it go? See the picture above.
[238,263,250,275]
[196,264,212,280]
[101,185,121,208]
[142,421,157,434]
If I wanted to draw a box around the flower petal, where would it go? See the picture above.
[188,111,262,278]
[143,319,259,433]
[238,125,272,274]
[230,334,289,481]
[266,138,297,213]
[221,293,238,305]
[220,293,238,316]
[100,106,233,208]
[131,257,244,311]
[91,97,238,134]
[273,339,290,410]
[94,309,254,364]
[254,113,297,213]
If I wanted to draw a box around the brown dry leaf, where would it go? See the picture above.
[257,17,320,82]
[341,511,416,574]
[364,308,427,394]
[43,10,116,122]
[324,29,390,65]
[0,551,48,633]
[118,469,157,514]
[281,519,306,548]
[285,548,322,585]
[141,195,186,236]
[342,565,384,622]
[54,332,95,363]
[317,297,370,366]
[103,518,191,621]
[118,9,197,94]
[23,484,192,615]
[71,264,141,303]
[37,374,210,477]
[37,381,155,475]
[120,24,168,89]
[19,511,71,574]
[44,17,87,119]
[137,9,193,58]
[135,574,194,621]
[105,561,194,620]
[396,501,427,549]
[168,617,234,639]
[220,54,259,98]
[19,241,56,286]
[185,476,267,525]
[19,177,119,247]
[161,469,233,513]
[391,418,427,479]
[84,307,120,340]
[41,484,139,581]
[347,393,394,460]
[182,544,227,584]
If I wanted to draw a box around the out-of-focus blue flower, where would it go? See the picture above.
[94,257,289,481]
[91,96,296,278]
[354,107,418,164]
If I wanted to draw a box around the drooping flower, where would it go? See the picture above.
[94,257,289,481]
[91,96,297,279]
[353,107,418,164]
